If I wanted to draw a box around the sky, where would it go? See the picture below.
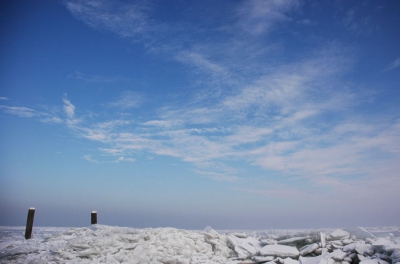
[1,0,400,230]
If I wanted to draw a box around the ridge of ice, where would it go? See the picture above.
[1,225,399,263]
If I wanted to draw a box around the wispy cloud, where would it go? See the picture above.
[66,0,153,41]
[108,91,143,109]
[114,156,135,163]
[297,19,316,26]
[384,57,400,71]
[338,4,377,35]
[70,71,131,83]
[62,95,75,119]
[83,154,100,163]
[30,42,381,187]
[83,154,135,164]
[0,105,37,118]
[0,97,9,100]
[175,51,227,77]
[2,0,398,208]
[236,0,299,35]
[142,120,181,128]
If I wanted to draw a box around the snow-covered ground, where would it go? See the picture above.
[0,225,399,264]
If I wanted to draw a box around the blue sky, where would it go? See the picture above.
[1,0,399,229]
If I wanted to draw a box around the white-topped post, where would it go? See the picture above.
[91,211,97,225]
[25,207,35,239]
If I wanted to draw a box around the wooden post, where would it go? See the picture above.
[25,207,35,239]
[91,211,97,225]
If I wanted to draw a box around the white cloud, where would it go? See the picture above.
[114,156,135,163]
[142,120,181,128]
[62,96,75,119]
[4,40,391,192]
[83,155,100,163]
[65,0,152,40]
[223,126,273,146]
[175,51,227,76]
[236,0,299,35]
[84,154,135,164]
[108,91,143,109]
[0,105,37,118]
[2,0,397,206]
[40,116,63,124]
[0,97,9,100]
[82,128,110,142]
[70,71,131,83]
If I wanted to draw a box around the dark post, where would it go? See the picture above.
[25,207,35,239]
[91,211,97,225]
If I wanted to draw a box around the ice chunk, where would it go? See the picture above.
[383,243,400,253]
[314,248,323,255]
[300,255,323,264]
[342,243,356,252]
[278,236,310,245]
[374,253,391,262]
[330,240,343,248]
[371,237,400,253]
[284,257,300,264]
[77,248,100,257]
[372,237,392,252]
[227,235,263,259]
[260,239,277,245]
[391,249,400,264]
[392,249,400,258]
[320,232,326,248]
[329,229,350,240]
[356,243,374,255]
[231,232,247,238]
[348,253,357,260]
[227,235,240,250]
[260,245,300,258]
[328,249,347,261]
[204,226,220,240]
[373,238,390,246]
[252,255,275,262]
[359,259,390,264]
[342,239,354,245]
[300,243,319,256]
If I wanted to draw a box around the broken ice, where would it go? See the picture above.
[0,225,399,264]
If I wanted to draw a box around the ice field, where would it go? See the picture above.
[0,225,399,264]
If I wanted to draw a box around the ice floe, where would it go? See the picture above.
[0,225,399,263]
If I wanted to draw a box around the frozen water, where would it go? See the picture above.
[328,249,347,261]
[0,225,238,264]
[299,243,319,256]
[259,245,300,258]
[1,225,399,263]
[329,229,350,240]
